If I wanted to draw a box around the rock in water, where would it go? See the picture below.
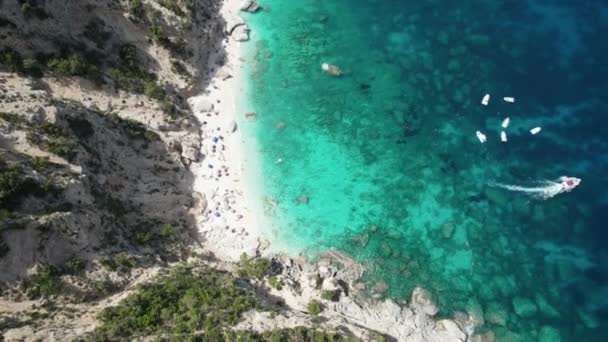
[411,287,439,316]
[484,302,508,326]
[469,331,496,342]
[512,296,538,318]
[239,0,260,12]
[296,195,309,204]
[231,24,250,42]
[466,297,485,326]
[538,326,561,342]
[441,223,455,239]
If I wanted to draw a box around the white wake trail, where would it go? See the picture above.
[489,176,581,200]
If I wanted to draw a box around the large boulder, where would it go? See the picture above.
[231,24,250,42]
[512,296,538,318]
[435,319,466,341]
[411,287,439,316]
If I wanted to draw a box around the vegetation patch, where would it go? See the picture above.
[25,264,63,299]
[26,122,76,160]
[321,289,341,302]
[99,253,137,274]
[237,253,272,280]
[307,300,324,316]
[268,276,284,290]
[90,265,257,339]
[110,113,159,141]
[18,0,50,20]
[169,327,352,341]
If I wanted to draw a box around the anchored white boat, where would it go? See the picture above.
[476,131,487,143]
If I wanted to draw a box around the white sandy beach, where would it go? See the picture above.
[187,0,268,261]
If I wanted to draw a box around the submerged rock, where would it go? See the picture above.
[435,319,466,341]
[512,296,538,318]
[535,293,560,318]
[296,195,309,204]
[466,297,485,326]
[469,331,496,342]
[441,223,455,239]
[484,301,508,326]
[538,326,561,342]
[411,287,439,316]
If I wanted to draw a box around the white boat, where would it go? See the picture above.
[503,97,515,103]
[501,117,510,129]
[476,131,487,143]
[481,94,490,106]
[530,127,542,135]
[501,131,507,142]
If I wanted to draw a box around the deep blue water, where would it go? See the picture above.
[242,1,608,340]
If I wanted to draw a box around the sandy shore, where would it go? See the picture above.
[187,0,267,261]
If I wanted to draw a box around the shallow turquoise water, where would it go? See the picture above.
[242,1,608,340]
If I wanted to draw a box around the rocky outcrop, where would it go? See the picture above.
[234,251,468,341]
[231,23,250,42]
[411,286,440,316]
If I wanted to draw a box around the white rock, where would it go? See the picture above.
[435,319,467,341]
[231,24,250,42]
[530,127,542,135]
[411,287,439,316]
[481,94,490,106]
[226,120,237,133]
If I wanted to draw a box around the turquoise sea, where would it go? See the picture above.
[241,1,608,340]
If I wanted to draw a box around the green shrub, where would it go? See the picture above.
[0,163,21,201]
[25,264,62,299]
[159,98,178,117]
[0,49,23,73]
[158,0,186,16]
[30,156,49,170]
[321,289,340,302]
[99,253,137,274]
[46,136,74,159]
[160,223,176,239]
[170,59,190,78]
[92,265,257,339]
[110,113,158,141]
[128,0,144,18]
[19,0,49,20]
[307,300,323,316]
[238,253,272,280]
[268,276,283,290]
[62,257,86,275]
[47,54,90,76]
[143,80,165,100]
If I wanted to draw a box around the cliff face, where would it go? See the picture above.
[0,0,226,336]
